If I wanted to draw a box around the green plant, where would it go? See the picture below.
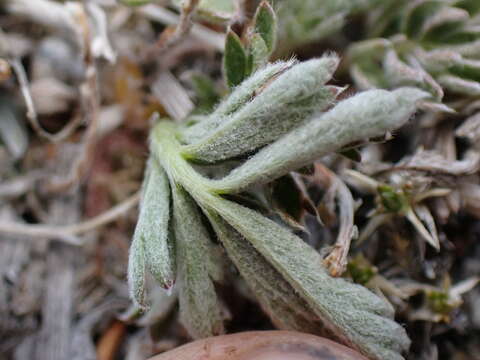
[128,3,430,360]
[272,0,382,54]
[348,0,480,107]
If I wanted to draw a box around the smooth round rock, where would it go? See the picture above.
[148,331,367,360]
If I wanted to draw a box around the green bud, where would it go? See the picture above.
[253,1,277,53]
[378,184,409,214]
[347,256,378,286]
[223,30,248,89]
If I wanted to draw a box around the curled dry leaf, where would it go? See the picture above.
[313,164,357,277]
[393,148,480,176]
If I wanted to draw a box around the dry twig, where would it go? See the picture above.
[10,59,83,143]
[0,192,140,245]
[44,3,100,192]
[138,4,225,53]
[310,164,357,277]
[143,0,200,59]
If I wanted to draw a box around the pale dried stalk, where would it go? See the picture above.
[151,71,194,121]
[142,0,201,58]
[0,192,140,245]
[138,4,225,51]
[44,3,100,193]
[10,59,83,143]
[317,164,357,277]
[0,171,45,199]
[7,1,102,190]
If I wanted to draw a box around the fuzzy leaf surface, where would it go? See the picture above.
[182,56,340,162]
[128,224,147,308]
[182,60,295,143]
[206,196,410,360]
[253,1,277,53]
[135,158,175,288]
[223,30,247,89]
[172,185,224,338]
[208,213,325,333]
[212,87,429,193]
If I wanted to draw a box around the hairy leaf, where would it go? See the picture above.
[253,1,277,53]
[128,225,147,308]
[135,158,175,288]
[205,196,410,360]
[223,30,247,89]
[182,56,341,162]
[172,185,224,338]
[208,212,324,333]
[182,60,295,143]
[212,87,429,193]
[247,33,270,74]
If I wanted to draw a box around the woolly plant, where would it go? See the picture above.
[348,0,480,107]
[272,0,383,55]
[127,2,430,360]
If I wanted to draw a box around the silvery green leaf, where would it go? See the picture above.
[205,196,410,360]
[207,212,324,333]
[135,158,175,289]
[274,0,346,54]
[348,38,391,61]
[182,60,295,143]
[182,56,341,163]
[384,50,443,99]
[449,57,480,82]
[437,74,480,95]
[420,7,469,39]
[213,87,429,193]
[366,1,403,37]
[223,30,247,89]
[350,63,382,90]
[347,39,391,89]
[416,49,463,73]
[274,0,379,54]
[247,33,270,74]
[128,224,147,308]
[401,1,444,39]
[442,39,480,58]
[172,184,224,338]
[253,0,277,53]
